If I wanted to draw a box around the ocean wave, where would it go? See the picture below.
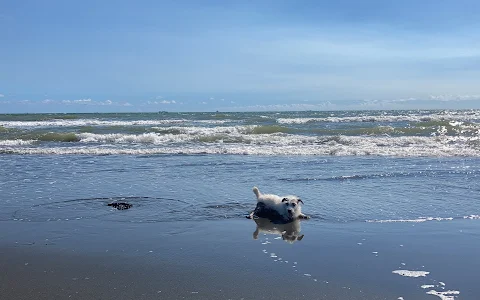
[0,139,35,146]
[277,111,480,124]
[464,214,480,220]
[37,132,80,142]
[250,125,293,134]
[150,125,291,135]
[0,119,190,128]
[1,135,480,156]
[3,111,480,129]
[75,130,299,145]
[280,172,414,181]
[0,118,237,129]
[367,217,455,223]
[69,132,480,151]
[1,127,479,156]
[367,215,480,223]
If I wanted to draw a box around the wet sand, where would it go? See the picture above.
[1,218,479,299]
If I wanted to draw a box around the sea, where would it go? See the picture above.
[1,110,480,156]
[1,110,479,299]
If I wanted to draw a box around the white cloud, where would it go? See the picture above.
[156,96,163,100]
[147,99,176,104]
[73,98,92,103]
[50,98,132,107]
[0,94,4,97]
[360,94,480,107]
[428,94,480,101]
[61,98,92,104]
[225,102,335,111]
[0,99,30,105]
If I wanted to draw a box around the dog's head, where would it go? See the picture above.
[281,196,303,219]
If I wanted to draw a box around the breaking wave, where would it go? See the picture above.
[276,111,480,124]
[0,119,233,128]
[367,215,480,223]
[1,110,479,157]
[1,135,480,156]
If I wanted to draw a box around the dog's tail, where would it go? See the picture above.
[252,186,261,199]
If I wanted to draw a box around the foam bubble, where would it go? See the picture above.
[426,290,460,300]
[0,140,35,146]
[368,216,455,223]
[422,285,435,289]
[392,270,430,277]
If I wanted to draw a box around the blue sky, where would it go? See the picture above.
[1,0,480,112]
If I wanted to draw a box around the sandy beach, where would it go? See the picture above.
[2,216,479,299]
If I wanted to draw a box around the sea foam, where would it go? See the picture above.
[392,270,430,277]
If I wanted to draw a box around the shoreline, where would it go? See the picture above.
[2,218,479,299]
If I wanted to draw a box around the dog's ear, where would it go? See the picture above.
[282,198,288,202]
[297,199,304,205]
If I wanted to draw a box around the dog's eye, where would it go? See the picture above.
[292,203,296,207]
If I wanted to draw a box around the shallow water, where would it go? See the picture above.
[1,155,478,226]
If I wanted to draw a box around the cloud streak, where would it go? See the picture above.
[147,100,176,104]
[3,98,135,107]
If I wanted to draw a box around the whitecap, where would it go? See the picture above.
[0,140,35,146]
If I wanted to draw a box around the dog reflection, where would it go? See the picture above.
[252,217,304,243]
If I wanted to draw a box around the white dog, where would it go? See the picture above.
[248,186,309,222]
